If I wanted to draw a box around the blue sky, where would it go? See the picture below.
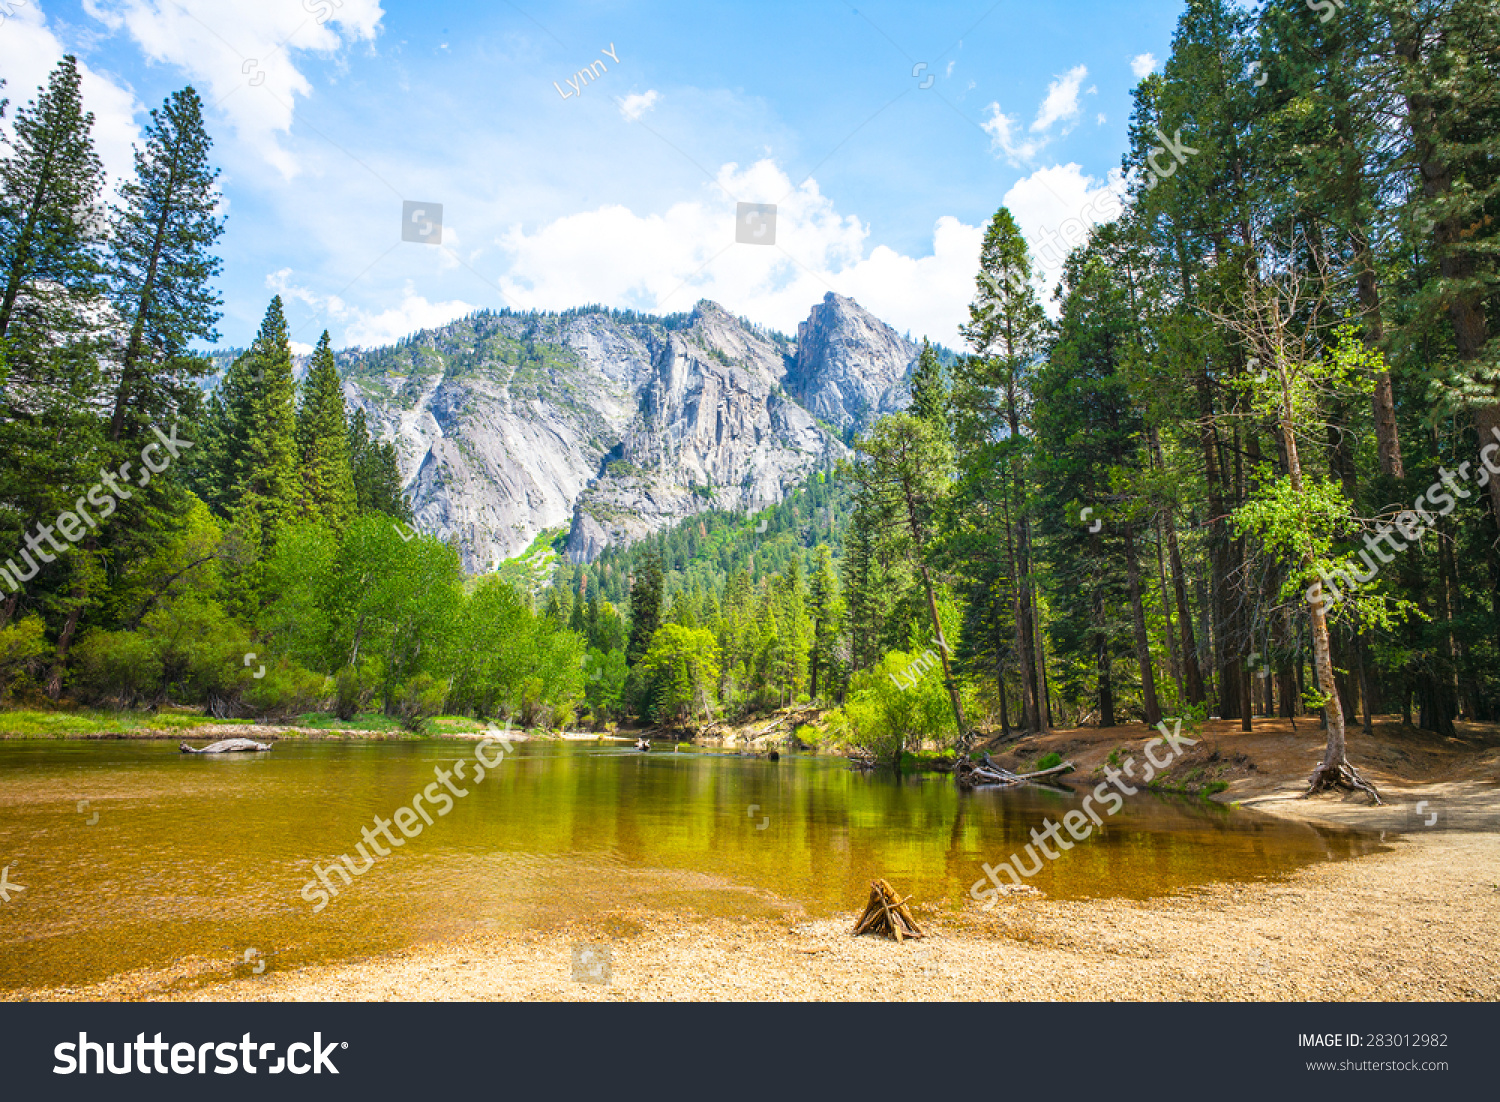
[3,0,1184,351]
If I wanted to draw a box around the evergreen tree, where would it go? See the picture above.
[348,407,411,520]
[224,297,298,553]
[953,206,1047,732]
[909,338,948,430]
[0,55,104,351]
[1381,0,1500,518]
[295,331,357,529]
[1032,227,1158,726]
[0,57,107,622]
[852,414,967,742]
[105,86,224,448]
[626,547,664,667]
[807,544,843,701]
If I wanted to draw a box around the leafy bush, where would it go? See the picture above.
[391,672,448,734]
[0,616,52,702]
[1036,751,1063,771]
[334,659,379,720]
[241,661,330,719]
[69,629,163,706]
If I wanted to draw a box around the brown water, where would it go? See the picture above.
[0,739,1382,991]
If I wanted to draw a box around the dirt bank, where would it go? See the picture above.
[984,714,1500,832]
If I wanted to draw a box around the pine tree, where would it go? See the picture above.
[224,297,298,552]
[626,547,664,667]
[0,57,107,613]
[953,206,1047,733]
[105,86,224,448]
[1032,227,1160,727]
[0,55,105,351]
[909,338,948,430]
[852,414,967,742]
[348,407,412,520]
[295,331,357,529]
[807,544,843,701]
[1382,0,1500,517]
[185,387,232,514]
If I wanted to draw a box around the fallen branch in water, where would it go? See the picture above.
[955,757,1074,790]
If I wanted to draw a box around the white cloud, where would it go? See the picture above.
[983,64,1090,165]
[491,159,984,347]
[944,61,955,77]
[1002,163,1128,311]
[1131,53,1158,79]
[0,5,142,187]
[268,269,474,347]
[1031,64,1088,133]
[290,340,315,356]
[981,104,1045,165]
[1097,113,1107,126]
[618,89,659,121]
[82,0,384,179]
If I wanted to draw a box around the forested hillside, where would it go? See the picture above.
[541,0,1500,791]
[0,61,587,728]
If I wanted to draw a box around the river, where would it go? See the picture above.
[0,739,1382,991]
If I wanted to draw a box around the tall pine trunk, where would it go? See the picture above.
[1122,522,1162,726]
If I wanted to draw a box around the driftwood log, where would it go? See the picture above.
[954,757,1074,790]
[852,879,925,942]
[179,738,272,754]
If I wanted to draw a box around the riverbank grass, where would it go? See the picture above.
[0,709,254,739]
[0,707,498,739]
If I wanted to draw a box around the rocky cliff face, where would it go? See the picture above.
[785,292,917,435]
[337,295,917,569]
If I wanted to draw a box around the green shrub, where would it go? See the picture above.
[391,672,448,734]
[791,723,822,748]
[335,659,378,720]
[0,616,52,701]
[840,651,956,766]
[241,662,330,719]
[70,629,163,705]
[1036,751,1063,771]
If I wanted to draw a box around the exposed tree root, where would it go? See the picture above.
[1304,757,1383,805]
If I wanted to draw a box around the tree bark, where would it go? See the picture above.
[1031,579,1051,730]
[1001,493,1040,732]
[1196,368,1238,721]
[1153,517,1183,701]
[1122,522,1162,726]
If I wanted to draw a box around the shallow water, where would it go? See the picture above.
[0,739,1382,991]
